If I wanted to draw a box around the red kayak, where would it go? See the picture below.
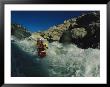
[38,50,46,58]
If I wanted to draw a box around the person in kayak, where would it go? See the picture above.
[36,38,47,58]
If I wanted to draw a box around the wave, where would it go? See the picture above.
[11,37,100,77]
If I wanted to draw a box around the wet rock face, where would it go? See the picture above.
[11,24,31,40]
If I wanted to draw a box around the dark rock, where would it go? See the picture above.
[59,30,73,44]
[76,12,100,27]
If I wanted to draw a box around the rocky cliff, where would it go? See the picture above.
[11,24,31,40]
[38,11,100,49]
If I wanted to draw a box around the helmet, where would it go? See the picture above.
[37,38,44,43]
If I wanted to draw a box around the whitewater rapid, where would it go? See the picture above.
[11,37,100,77]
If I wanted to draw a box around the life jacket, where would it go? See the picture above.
[37,43,46,57]
[38,43,45,51]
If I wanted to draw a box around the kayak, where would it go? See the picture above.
[38,50,46,58]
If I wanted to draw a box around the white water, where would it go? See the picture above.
[12,37,100,77]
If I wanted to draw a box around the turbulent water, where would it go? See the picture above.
[11,36,100,77]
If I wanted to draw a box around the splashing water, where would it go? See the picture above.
[11,37,100,77]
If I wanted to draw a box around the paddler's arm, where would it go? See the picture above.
[44,44,48,49]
